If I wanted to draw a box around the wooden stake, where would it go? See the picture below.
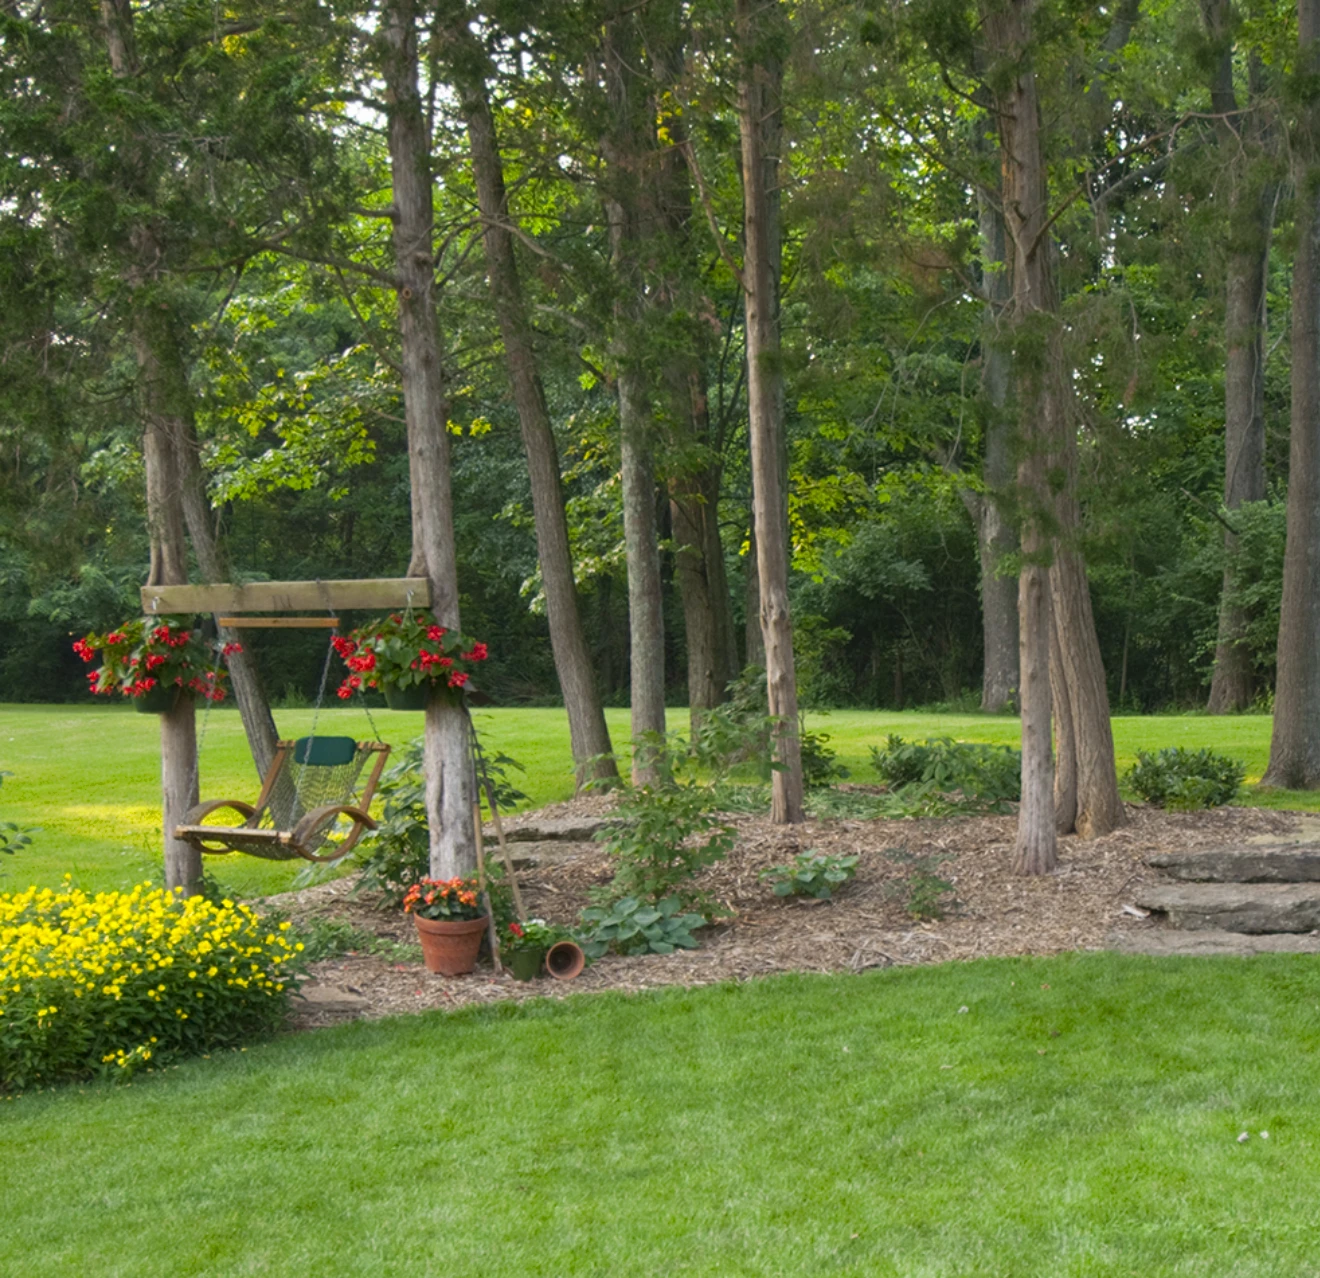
[483,780,526,920]
[474,802,502,972]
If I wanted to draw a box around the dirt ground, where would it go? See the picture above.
[277,798,1306,1029]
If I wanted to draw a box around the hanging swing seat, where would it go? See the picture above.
[175,737,391,863]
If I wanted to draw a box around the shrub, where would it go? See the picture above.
[578,896,707,957]
[760,851,859,900]
[596,765,736,915]
[0,882,304,1090]
[0,772,37,874]
[1125,748,1246,810]
[354,737,526,904]
[870,735,1021,810]
[884,848,955,920]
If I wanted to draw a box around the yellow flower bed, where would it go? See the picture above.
[1,881,304,1089]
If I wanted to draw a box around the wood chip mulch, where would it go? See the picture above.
[275,801,1307,1031]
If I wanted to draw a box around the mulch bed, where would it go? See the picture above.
[275,800,1307,1030]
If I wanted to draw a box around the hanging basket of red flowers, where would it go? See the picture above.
[73,618,236,709]
[332,610,488,705]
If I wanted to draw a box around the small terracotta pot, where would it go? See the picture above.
[545,940,586,981]
[505,947,546,982]
[412,914,489,976]
[133,684,181,714]
[384,683,430,711]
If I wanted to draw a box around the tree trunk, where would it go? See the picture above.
[737,0,803,824]
[646,13,739,730]
[380,0,476,874]
[602,14,668,783]
[164,365,279,779]
[102,0,202,893]
[744,527,765,668]
[984,0,1058,871]
[1264,0,1320,786]
[976,186,1020,712]
[1051,530,1125,836]
[443,19,617,789]
[134,306,201,896]
[1205,15,1275,712]
[1050,604,1078,834]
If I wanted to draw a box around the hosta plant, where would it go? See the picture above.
[760,851,860,901]
[578,896,706,957]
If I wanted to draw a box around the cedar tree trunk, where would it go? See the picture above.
[737,0,803,823]
[381,0,476,873]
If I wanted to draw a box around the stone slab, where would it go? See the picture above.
[483,816,613,844]
[490,841,599,870]
[295,982,370,1014]
[1145,844,1320,883]
[1107,929,1320,957]
[1133,882,1320,933]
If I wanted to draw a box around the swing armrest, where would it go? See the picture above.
[181,798,259,827]
[290,805,377,863]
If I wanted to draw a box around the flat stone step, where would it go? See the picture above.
[1133,883,1320,933]
[487,840,599,870]
[482,816,613,844]
[1108,929,1320,957]
[1145,843,1320,883]
[295,982,370,1014]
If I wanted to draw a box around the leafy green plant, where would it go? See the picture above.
[0,772,37,872]
[760,851,860,900]
[353,737,526,903]
[870,736,1021,811]
[578,896,706,957]
[596,762,736,914]
[293,916,421,964]
[800,725,849,788]
[884,848,956,920]
[1125,748,1246,810]
[690,666,776,780]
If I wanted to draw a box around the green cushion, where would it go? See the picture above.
[292,736,359,767]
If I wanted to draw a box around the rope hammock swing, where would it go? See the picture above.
[172,607,392,864]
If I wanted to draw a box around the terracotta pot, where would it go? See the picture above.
[384,682,430,711]
[133,684,181,714]
[412,914,489,976]
[505,947,546,982]
[545,940,586,981]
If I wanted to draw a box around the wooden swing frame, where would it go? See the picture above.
[156,576,424,862]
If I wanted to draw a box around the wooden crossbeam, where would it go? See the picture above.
[217,617,341,629]
[140,578,430,615]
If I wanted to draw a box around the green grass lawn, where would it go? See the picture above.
[5,952,1320,1276]
[1,703,1317,897]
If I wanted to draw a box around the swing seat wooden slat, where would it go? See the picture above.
[175,738,390,863]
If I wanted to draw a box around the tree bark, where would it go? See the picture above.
[1263,0,1320,786]
[646,10,739,730]
[1204,9,1275,712]
[1050,608,1078,834]
[134,305,201,896]
[602,13,668,783]
[984,0,1057,871]
[737,0,803,823]
[102,0,202,893]
[975,184,1021,712]
[442,16,618,788]
[381,0,476,874]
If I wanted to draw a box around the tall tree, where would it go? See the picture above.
[982,0,1059,871]
[1264,0,1320,786]
[601,8,668,782]
[380,0,476,873]
[1203,2,1278,713]
[438,10,618,790]
[738,0,804,823]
